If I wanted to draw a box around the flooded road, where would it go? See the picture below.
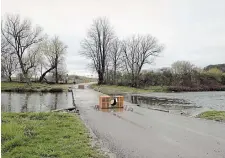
[123,91,225,116]
[1,92,73,112]
[75,85,225,158]
[134,91,225,110]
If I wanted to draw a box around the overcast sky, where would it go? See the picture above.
[1,0,225,76]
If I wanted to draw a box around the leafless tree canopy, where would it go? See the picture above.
[80,17,114,84]
[171,61,195,74]
[121,35,163,87]
[1,52,18,81]
[80,17,164,86]
[109,38,123,84]
[1,13,68,83]
[1,32,18,81]
[39,36,67,83]
[1,14,43,83]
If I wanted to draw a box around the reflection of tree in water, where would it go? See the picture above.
[8,92,12,112]
[131,96,138,104]
[39,93,44,111]
[1,93,12,112]
[52,93,58,110]
[21,93,31,112]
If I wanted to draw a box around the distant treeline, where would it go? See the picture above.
[104,61,225,92]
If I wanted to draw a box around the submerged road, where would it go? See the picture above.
[73,84,225,158]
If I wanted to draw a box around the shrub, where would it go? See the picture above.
[49,88,63,93]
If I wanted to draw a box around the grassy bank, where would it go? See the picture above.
[2,112,105,158]
[1,82,72,92]
[90,84,168,94]
[197,111,225,122]
[90,84,225,94]
[168,86,225,92]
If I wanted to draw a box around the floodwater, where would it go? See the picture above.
[124,91,225,116]
[75,87,225,158]
[1,92,73,112]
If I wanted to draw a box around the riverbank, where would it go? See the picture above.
[197,111,225,122]
[1,112,105,158]
[90,84,168,94]
[168,86,225,92]
[1,82,72,92]
[91,84,225,94]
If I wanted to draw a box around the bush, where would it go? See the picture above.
[49,88,63,93]
[168,86,225,92]
[221,73,225,85]
[203,68,223,82]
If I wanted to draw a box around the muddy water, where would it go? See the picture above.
[123,91,225,116]
[1,92,73,112]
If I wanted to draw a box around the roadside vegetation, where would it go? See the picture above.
[197,111,225,122]
[2,112,105,158]
[102,63,225,92]
[1,75,96,92]
[1,82,69,92]
[91,84,168,94]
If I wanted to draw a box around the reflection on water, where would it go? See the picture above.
[128,95,197,110]
[124,91,225,116]
[1,92,73,112]
[100,108,124,113]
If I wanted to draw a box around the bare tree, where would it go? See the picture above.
[171,61,197,86]
[39,36,67,83]
[1,54,18,81]
[110,38,123,84]
[23,45,42,78]
[1,14,43,84]
[1,36,18,81]
[122,35,163,87]
[171,61,195,75]
[80,17,114,84]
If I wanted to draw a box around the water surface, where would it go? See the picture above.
[1,92,73,112]
[124,91,225,116]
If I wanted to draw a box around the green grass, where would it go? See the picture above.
[197,111,225,122]
[68,75,97,84]
[1,112,105,158]
[1,82,70,92]
[90,84,168,95]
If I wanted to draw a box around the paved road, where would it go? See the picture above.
[73,84,225,158]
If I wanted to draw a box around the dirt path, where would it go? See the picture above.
[73,84,225,158]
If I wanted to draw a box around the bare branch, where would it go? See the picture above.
[1,13,44,84]
[80,17,114,84]
[121,34,163,87]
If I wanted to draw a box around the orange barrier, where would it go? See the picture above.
[99,95,124,109]
[78,85,85,89]
[101,108,124,112]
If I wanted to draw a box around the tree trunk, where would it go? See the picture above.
[39,67,55,82]
[98,72,104,85]
[135,75,139,88]
[24,73,31,85]
[113,65,117,85]
[55,65,58,83]
[131,72,135,87]
[8,76,12,82]
[17,53,30,85]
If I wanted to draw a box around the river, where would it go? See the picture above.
[124,91,225,116]
[1,92,73,112]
